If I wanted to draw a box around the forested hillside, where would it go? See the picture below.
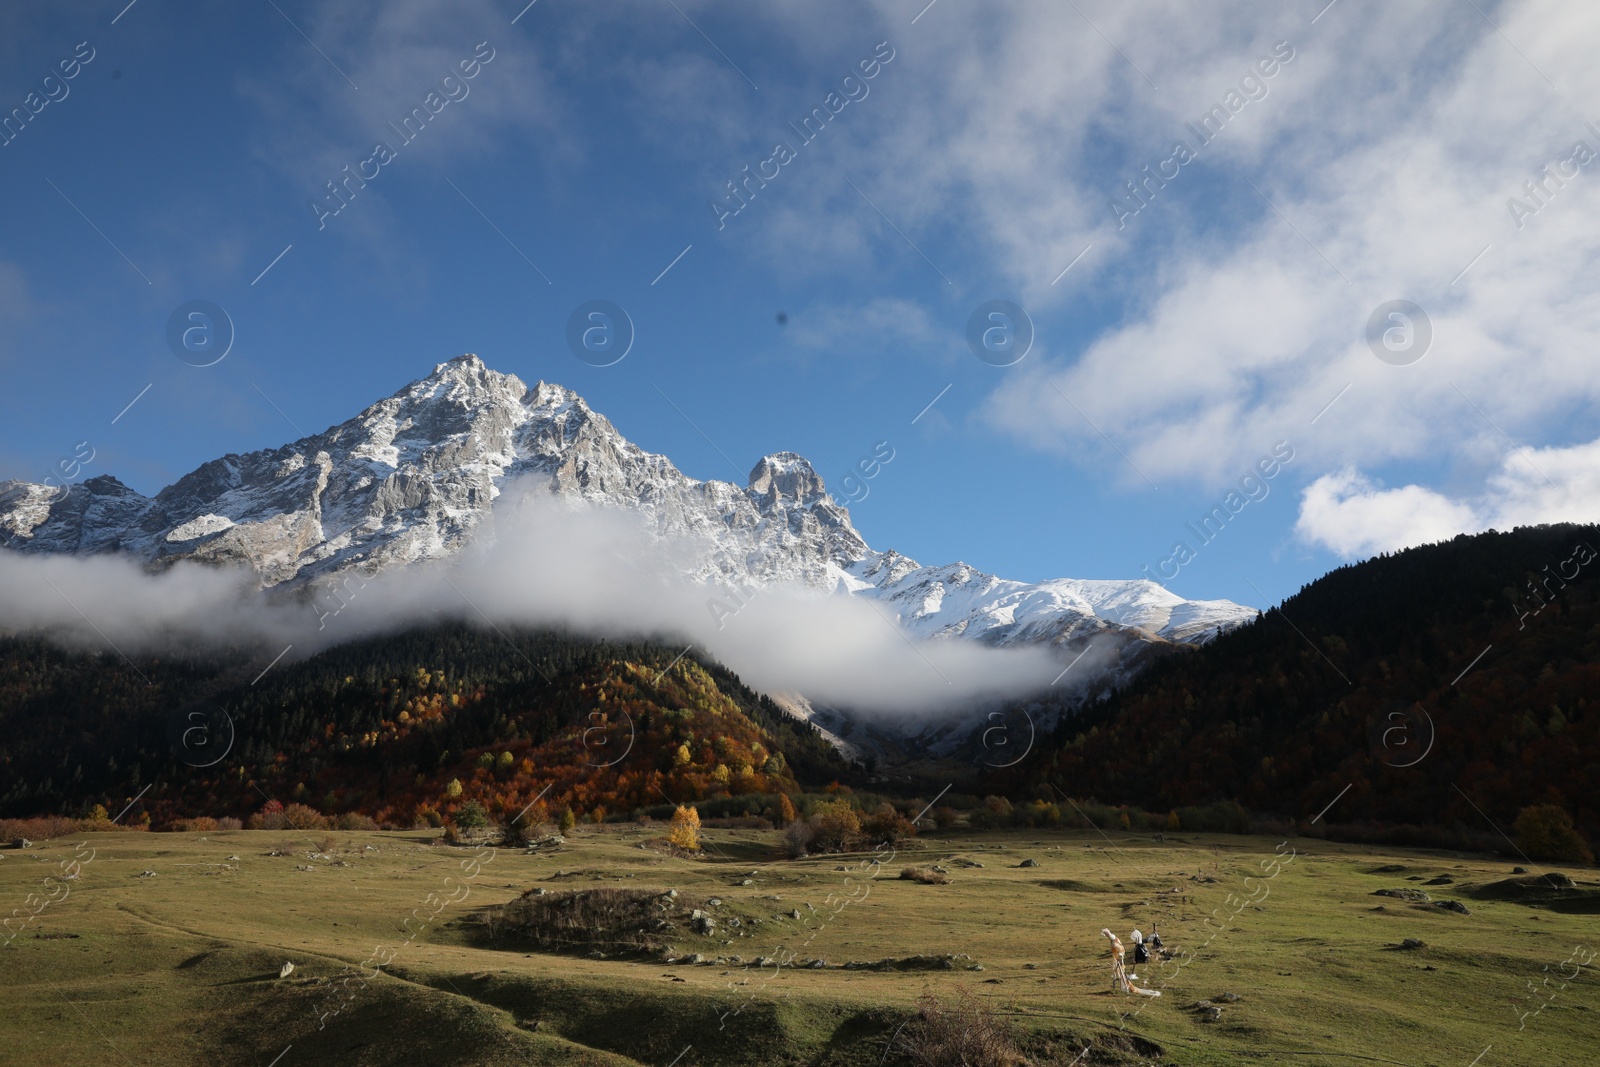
[0,623,853,827]
[1011,524,1600,851]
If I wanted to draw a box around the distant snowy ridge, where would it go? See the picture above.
[0,354,1255,662]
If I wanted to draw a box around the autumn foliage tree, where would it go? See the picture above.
[1514,804,1594,864]
[668,804,701,852]
[807,799,860,852]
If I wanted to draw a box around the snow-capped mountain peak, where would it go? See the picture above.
[0,355,1255,668]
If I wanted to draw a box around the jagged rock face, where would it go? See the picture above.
[0,354,1254,652]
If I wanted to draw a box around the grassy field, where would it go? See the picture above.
[1,825,1595,1066]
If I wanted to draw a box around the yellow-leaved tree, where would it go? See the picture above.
[668,804,701,852]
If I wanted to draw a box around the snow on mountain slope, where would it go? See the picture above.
[0,354,1255,662]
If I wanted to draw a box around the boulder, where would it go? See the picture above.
[1372,888,1430,902]
[1432,900,1470,914]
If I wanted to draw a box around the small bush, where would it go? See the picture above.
[0,816,77,841]
[216,817,243,831]
[898,989,1025,1067]
[900,867,950,885]
[559,808,576,834]
[336,812,379,831]
[863,803,917,846]
[248,799,287,831]
[282,803,328,831]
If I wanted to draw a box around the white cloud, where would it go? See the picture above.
[667,0,1600,514]
[1294,468,1481,558]
[0,487,1059,715]
[960,0,1600,490]
[1295,436,1600,559]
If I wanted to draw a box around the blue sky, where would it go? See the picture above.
[2,0,1598,611]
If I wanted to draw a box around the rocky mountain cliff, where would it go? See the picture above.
[0,355,1254,658]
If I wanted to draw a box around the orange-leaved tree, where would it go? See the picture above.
[668,804,701,852]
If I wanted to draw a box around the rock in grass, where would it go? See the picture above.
[1432,900,1471,914]
[1373,888,1430,902]
[1399,938,1426,950]
[1423,875,1454,885]
[1215,992,1242,1003]
[279,962,295,979]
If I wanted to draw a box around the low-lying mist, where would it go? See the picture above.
[0,488,1067,715]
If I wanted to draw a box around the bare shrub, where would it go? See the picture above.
[215,817,243,831]
[898,989,1026,1067]
[782,817,815,858]
[336,812,379,831]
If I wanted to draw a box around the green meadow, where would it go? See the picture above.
[2,827,1594,1066]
